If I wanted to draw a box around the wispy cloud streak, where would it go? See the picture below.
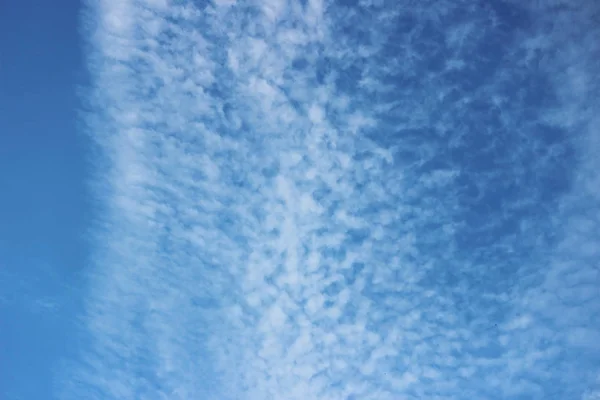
[60,0,599,398]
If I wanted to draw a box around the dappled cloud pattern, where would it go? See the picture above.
[60,0,600,399]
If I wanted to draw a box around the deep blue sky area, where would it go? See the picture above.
[0,1,88,398]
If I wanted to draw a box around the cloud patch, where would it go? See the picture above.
[60,0,600,399]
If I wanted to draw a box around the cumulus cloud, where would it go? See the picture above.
[59,0,599,399]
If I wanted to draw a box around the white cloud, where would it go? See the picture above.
[61,0,600,399]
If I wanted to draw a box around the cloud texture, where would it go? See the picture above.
[59,0,600,399]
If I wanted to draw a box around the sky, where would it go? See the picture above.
[0,0,89,399]
[1,0,599,399]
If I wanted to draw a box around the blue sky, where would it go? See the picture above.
[1,0,600,399]
[1,0,88,399]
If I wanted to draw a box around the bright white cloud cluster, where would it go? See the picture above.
[59,0,599,399]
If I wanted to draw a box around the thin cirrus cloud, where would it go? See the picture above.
[58,0,599,399]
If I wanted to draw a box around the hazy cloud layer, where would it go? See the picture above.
[60,0,599,399]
